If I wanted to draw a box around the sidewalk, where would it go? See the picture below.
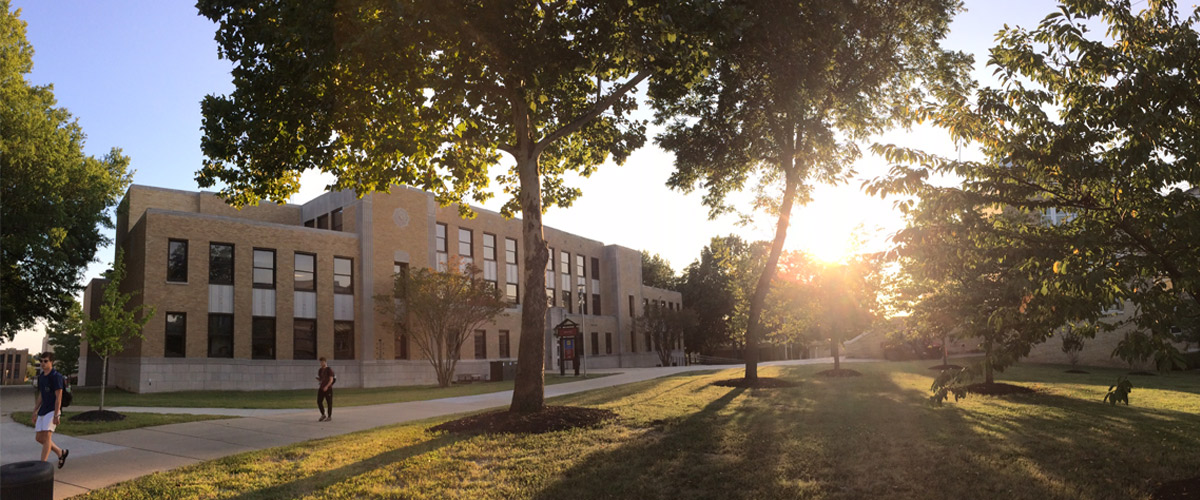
[0,358,858,499]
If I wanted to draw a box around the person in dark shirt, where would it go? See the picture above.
[32,352,69,468]
[316,357,335,421]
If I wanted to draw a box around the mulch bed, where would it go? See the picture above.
[68,410,126,422]
[963,382,1035,396]
[1154,476,1200,500]
[815,368,862,377]
[710,377,801,388]
[928,364,964,371]
[428,406,616,435]
[1065,369,1090,374]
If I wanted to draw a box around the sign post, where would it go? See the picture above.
[554,319,581,376]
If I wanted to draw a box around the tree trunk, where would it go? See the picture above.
[984,338,994,384]
[100,356,108,412]
[744,173,799,381]
[942,332,949,366]
[510,151,550,414]
[832,334,840,370]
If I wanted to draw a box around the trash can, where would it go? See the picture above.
[490,361,518,381]
[1,460,54,500]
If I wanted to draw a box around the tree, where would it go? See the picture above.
[637,302,698,367]
[653,0,966,380]
[196,0,710,413]
[378,263,506,387]
[46,299,84,379]
[872,0,1200,369]
[84,250,155,413]
[678,236,745,356]
[0,1,133,340]
[641,251,677,290]
[1061,327,1085,369]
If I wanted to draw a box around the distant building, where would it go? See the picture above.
[1,348,31,385]
[81,185,681,392]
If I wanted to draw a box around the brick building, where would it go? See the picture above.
[1,348,31,385]
[80,185,682,392]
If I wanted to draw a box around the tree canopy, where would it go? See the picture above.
[1,1,132,339]
[871,0,1200,368]
[640,251,677,290]
[196,0,713,413]
[654,0,967,380]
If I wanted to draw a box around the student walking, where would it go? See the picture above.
[316,357,335,421]
[32,352,69,468]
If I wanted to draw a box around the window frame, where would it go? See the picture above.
[499,330,510,358]
[251,317,276,360]
[293,318,317,360]
[294,252,316,292]
[253,248,276,289]
[330,208,343,231]
[458,227,473,257]
[167,239,188,283]
[207,313,234,358]
[209,242,235,285]
[334,321,355,360]
[333,257,354,295]
[164,312,186,358]
[474,330,487,359]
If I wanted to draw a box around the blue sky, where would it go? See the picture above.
[4,0,1061,352]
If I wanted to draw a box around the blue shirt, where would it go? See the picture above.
[37,369,64,417]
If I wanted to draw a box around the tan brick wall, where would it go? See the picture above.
[137,210,358,361]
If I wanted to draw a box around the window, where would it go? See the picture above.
[560,251,570,277]
[293,319,316,360]
[295,253,315,291]
[165,313,186,358]
[578,286,587,314]
[576,254,585,277]
[483,233,496,261]
[304,219,315,228]
[591,332,599,356]
[562,290,572,313]
[396,334,409,360]
[253,249,275,288]
[317,213,329,229]
[252,317,276,359]
[334,257,353,294]
[499,330,510,358]
[506,283,519,305]
[458,228,473,257]
[209,243,234,285]
[393,262,409,298]
[628,295,635,318]
[546,288,555,307]
[167,239,188,282]
[591,257,600,280]
[605,332,612,354]
[208,313,234,358]
[593,294,601,316]
[505,238,518,265]
[474,330,487,359]
[546,246,555,305]
[630,329,636,352]
[436,223,448,271]
[645,332,652,352]
[334,321,355,359]
[330,208,343,231]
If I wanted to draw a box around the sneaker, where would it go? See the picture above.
[318,415,326,422]
[325,416,331,421]
[58,449,69,469]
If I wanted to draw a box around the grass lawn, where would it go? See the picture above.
[63,373,613,409]
[79,361,1200,500]
[9,411,233,436]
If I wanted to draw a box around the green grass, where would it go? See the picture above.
[9,411,233,436]
[66,373,614,409]
[78,361,1200,500]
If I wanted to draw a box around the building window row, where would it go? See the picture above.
[304,207,344,231]
[471,330,512,359]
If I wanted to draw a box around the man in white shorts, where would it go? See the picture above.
[32,352,69,468]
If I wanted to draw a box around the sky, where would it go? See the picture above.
[2,0,1061,353]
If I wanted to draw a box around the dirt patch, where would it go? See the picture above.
[1064,369,1090,374]
[68,410,127,422]
[928,364,964,371]
[710,377,800,388]
[1128,370,1158,376]
[815,368,863,378]
[963,382,1035,396]
[428,406,616,435]
[1154,476,1200,500]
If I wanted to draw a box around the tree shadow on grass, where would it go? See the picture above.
[534,365,1200,500]
[224,434,464,500]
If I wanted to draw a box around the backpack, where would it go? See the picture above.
[61,373,73,408]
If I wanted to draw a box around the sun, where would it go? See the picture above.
[803,231,855,264]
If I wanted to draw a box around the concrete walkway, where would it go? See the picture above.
[0,358,862,499]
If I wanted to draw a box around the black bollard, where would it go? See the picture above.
[1,460,54,500]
